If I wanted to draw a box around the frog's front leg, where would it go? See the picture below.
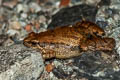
[36,44,56,59]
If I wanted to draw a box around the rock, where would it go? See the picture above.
[98,0,111,6]
[51,51,120,79]
[0,44,44,80]
[48,4,98,29]
[16,4,29,13]
[9,21,21,30]
[7,29,19,36]
[28,2,41,13]
[21,13,28,19]
[83,0,101,5]
[39,15,47,23]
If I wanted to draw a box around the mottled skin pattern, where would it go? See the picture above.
[23,21,115,59]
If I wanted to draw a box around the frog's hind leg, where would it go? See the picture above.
[36,44,56,59]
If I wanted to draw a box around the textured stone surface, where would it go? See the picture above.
[0,44,44,80]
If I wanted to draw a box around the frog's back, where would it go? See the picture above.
[37,26,85,46]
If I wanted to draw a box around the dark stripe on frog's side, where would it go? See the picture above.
[62,35,80,40]
[38,42,81,51]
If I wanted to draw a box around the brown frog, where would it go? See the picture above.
[23,21,115,59]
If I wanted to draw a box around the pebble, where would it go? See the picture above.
[45,63,54,72]
[9,21,21,30]
[21,13,28,19]
[19,21,27,27]
[53,60,63,68]
[29,2,41,13]
[49,72,54,79]
[16,4,23,13]
[113,14,120,21]
[16,4,28,13]
[39,15,47,23]
[84,0,101,5]
[110,0,120,10]
[25,24,32,32]
[7,29,19,36]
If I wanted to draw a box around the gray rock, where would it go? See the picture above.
[0,44,44,80]
[28,2,41,13]
[48,4,98,29]
[16,4,29,13]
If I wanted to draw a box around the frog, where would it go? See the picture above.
[23,21,115,59]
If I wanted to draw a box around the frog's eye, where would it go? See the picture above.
[101,32,105,36]
[87,34,93,39]
[97,32,105,36]
[29,32,36,36]
[29,41,38,46]
[31,42,37,45]
[93,32,98,36]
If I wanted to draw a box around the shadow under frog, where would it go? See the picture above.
[23,21,115,60]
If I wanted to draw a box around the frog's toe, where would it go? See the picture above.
[42,50,56,59]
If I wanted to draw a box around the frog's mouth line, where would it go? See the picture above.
[23,41,39,49]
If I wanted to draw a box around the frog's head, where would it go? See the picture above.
[23,32,39,48]
[76,21,105,37]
